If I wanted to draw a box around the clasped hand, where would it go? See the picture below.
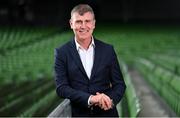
[90,92,113,110]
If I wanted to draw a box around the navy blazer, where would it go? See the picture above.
[54,38,126,117]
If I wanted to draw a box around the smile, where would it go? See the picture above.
[79,30,88,33]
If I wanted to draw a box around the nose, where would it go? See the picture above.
[80,21,86,28]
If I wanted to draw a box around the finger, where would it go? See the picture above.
[90,94,101,105]
[100,96,107,110]
[99,94,110,110]
[96,92,100,95]
[93,94,103,105]
[94,103,99,106]
[96,94,104,109]
[101,94,112,109]
[101,97,110,110]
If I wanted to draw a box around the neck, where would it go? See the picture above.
[76,37,92,50]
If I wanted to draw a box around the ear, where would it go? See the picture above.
[69,19,73,29]
[93,19,96,29]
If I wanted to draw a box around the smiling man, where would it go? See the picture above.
[54,4,126,117]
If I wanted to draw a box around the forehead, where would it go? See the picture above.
[71,12,94,20]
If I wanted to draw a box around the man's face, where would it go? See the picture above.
[70,12,95,41]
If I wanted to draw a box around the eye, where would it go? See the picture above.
[85,20,91,23]
[76,20,82,24]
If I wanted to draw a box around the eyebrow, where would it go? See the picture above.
[75,19,92,22]
[75,20,82,22]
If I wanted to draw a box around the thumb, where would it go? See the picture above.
[96,92,100,95]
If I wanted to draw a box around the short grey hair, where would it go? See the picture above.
[71,4,95,19]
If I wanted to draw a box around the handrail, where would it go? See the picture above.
[48,99,71,117]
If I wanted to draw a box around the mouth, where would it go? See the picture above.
[79,29,89,34]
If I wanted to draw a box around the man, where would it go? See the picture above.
[54,4,126,117]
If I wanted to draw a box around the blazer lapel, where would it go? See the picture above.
[90,39,101,79]
[70,39,88,79]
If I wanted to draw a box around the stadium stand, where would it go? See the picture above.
[0,25,180,117]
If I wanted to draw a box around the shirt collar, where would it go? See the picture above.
[75,37,95,51]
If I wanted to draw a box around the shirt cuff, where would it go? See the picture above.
[88,95,93,107]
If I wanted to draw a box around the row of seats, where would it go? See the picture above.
[0,78,60,116]
[136,58,180,116]
[117,61,141,117]
[149,54,180,75]
[0,27,58,53]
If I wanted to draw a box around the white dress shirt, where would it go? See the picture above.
[75,37,95,79]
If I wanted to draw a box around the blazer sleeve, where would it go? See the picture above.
[54,48,91,108]
[106,46,126,105]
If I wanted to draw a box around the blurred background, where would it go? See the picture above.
[0,0,180,117]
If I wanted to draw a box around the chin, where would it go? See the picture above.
[79,35,91,40]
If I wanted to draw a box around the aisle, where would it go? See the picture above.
[128,66,176,117]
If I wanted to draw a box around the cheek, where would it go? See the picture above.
[89,26,95,31]
[72,26,80,32]
[89,23,95,29]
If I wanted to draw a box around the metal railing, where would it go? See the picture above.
[48,99,71,117]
